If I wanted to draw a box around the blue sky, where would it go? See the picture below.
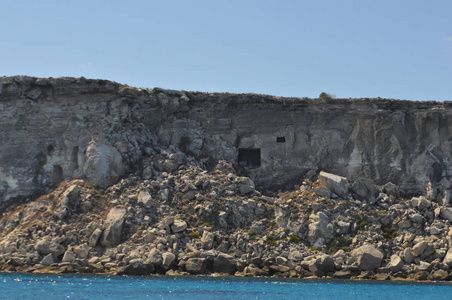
[1,0,451,100]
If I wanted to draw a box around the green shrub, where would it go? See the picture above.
[358,220,368,231]
[382,226,397,241]
[202,222,211,227]
[248,230,257,239]
[266,234,278,247]
[6,226,15,235]
[288,234,301,243]
[189,231,200,239]
[319,92,333,99]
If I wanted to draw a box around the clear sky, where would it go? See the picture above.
[1,0,451,100]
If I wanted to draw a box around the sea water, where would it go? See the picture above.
[1,273,452,300]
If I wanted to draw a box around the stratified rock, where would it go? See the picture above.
[351,245,383,271]
[319,171,348,197]
[101,207,126,247]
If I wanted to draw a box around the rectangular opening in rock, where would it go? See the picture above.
[238,148,261,168]
[276,136,286,143]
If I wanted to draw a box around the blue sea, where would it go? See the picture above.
[1,273,452,300]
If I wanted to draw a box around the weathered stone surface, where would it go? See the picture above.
[440,208,452,222]
[185,258,207,274]
[201,231,215,250]
[313,186,331,198]
[88,228,103,247]
[309,255,335,273]
[81,138,124,188]
[319,171,348,197]
[170,219,187,233]
[40,253,57,266]
[117,260,150,275]
[387,255,404,272]
[73,243,89,258]
[62,250,76,263]
[213,254,236,274]
[138,190,153,207]
[101,207,126,247]
[35,239,65,257]
[161,252,176,271]
[351,245,383,271]
[351,178,377,201]
[412,241,428,257]
[442,248,452,267]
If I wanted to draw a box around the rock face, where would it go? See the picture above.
[2,76,452,202]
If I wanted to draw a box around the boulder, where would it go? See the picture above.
[185,258,207,274]
[81,138,124,187]
[147,248,163,268]
[318,171,348,197]
[213,254,236,274]
[411,196,431,210]
[236,177,255,195]
[351,245,383,271]
[412,241,428,257]
[161,252,177,271]
[201,231,215,250]
[313,186,331,198]
[387,255,404,272]
[35,239,65,257]
[62,250,76,263]
[138,190,153,207]
[73,243,90,258]
[351,178,377,201]
[117,260,151,275]
[442,248,452,267]
[40,253,57,266]
[170,219,187,233]
[88,228,103,247]
[308,212,333,248]
[309,255,335,274]
[101,207,126,247]
[440,208,452,222]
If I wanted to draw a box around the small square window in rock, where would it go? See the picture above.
[276,136,286,143]
[238,148,261,168]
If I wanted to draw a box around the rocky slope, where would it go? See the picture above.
[2,76,452,204]
[1,146,452,281]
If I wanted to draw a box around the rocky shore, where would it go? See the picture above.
[1,147,452,282]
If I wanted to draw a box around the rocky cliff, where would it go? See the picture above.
[1,76,452,204]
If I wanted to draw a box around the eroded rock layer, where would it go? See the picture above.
[1,76,452,203]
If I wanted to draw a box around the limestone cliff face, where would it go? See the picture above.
[0,76,451,202]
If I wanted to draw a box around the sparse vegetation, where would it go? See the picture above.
[189,231,200,239]
[319,92,333,99]
[248,230,257,239]
[288,234,301,243]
